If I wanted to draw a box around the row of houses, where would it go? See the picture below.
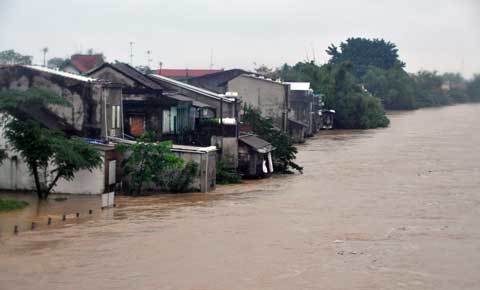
[0,59,334,196]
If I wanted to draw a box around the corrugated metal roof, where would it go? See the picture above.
[165,93,213,108]
[149,74,234,103]
[23,65,98,82]
[107,136,217,153]
[239,134,274,153]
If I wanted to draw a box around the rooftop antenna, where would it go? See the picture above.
[129,41,135,66]
[146,50,152,68]
[158,61,163,74]
[41,47,48,67]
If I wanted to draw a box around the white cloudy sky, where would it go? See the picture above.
[1,0,479,76]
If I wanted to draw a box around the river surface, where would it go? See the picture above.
[1,104,480,290]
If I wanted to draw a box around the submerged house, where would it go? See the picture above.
[189,71,310,143]
[285,82,314,137]
[149,73,240,169]
[87,62,214,143]
[0,65,122,194]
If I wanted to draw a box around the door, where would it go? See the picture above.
[129,115,145,137]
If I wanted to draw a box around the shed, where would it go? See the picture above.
[238,134,274,178]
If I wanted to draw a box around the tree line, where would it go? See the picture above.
[260,37,480,129]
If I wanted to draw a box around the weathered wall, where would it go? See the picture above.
[289,91,314,136]
[211,136,238,169]
[172,150,217,192]
[228,75,288,131]
[0,66,122,139]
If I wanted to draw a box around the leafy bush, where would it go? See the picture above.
[156,161,199,193]
[117,132,198,194]
[216,160,242,184]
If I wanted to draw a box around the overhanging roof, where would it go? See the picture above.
[239,134,274,154]
[149,73,235,103]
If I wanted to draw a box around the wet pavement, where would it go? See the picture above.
[1,104,480,290]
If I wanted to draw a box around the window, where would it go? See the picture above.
[111,105,121,129]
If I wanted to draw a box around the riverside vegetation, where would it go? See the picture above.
[260,37,480,129]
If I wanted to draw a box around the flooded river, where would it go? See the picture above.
[1,104,480,290]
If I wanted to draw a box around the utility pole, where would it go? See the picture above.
[42,47,48,67]
[209,48,214,69]
[129,41,134,66]
[158,61,163,75]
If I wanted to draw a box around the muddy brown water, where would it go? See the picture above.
[1,104,480,290]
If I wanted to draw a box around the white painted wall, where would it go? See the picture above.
[0,120,107,195]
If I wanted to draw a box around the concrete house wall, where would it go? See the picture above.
[0,126,112,194]
[227,75,289,131]
[289,90,314,136]
[0,65,123,139]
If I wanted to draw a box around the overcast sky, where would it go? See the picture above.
[1,0,479,76]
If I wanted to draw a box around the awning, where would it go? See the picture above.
[239,134,274,154]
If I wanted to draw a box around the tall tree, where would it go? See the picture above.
[467,74,480,102]
[0,49,32,65]
[327,38,405,79]
[47,57,67,69]
[0,89,102,199]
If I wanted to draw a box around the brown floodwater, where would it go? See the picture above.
[1,104,480,290]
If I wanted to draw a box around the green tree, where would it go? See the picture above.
[0,49,33,65]
[362,65,416,109]
[242,106,302,173]
[0,89,102,199]
[467,74,480,102]
[411,71,450,107]
[327,37,405,79]
[318,63,390,129]
[47,57,67,69]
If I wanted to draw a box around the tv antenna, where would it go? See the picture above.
[129,41,135,66]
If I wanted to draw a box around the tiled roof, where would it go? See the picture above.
[156,69,223,78]
[69,54,104,73]
[88,62,164,90]
[111,63,164,90]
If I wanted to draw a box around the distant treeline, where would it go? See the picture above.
[259,38,480,129]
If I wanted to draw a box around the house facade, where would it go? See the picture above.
[227,74,289,132]
[0,65,121,194]
[88,63,213,143]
